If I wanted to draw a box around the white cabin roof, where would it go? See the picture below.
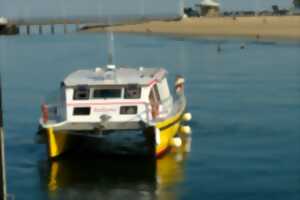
[199,0,220,7]
[0,17,8,25]
[63,66,167,87]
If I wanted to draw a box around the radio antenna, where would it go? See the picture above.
[107,29,115,65]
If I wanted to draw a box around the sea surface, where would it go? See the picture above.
[0,32,300,200]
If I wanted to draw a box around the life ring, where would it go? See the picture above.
[41,104,49,124]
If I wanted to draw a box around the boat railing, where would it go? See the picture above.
[42,103,60,122]
[140,94,184,125]
[41,94,184,125]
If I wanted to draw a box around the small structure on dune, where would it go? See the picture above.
[195,0,220,17]
[295,0,300,8]
[0,17,19,35]
[294,0,300,14]
[0,17,8,27]
[184,7,200,17]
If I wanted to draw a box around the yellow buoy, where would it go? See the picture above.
[170,137,182,148]
[182,112,192,122]
[180,125,192,135]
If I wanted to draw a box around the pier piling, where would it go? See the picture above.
[63,23,67,34]
[38,25,43,35]
[50,24,55,35]
[26,25,30,35]
[0,75,7,200]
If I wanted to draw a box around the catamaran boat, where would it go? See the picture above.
[38,64,191,158]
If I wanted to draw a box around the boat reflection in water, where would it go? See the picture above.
[156,135,192,200]
[40,134,192,200]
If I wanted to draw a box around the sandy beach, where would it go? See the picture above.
[85,16,300,40]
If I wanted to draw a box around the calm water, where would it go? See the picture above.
[1,33,300,200]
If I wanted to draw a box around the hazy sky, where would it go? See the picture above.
[0,0,181,20]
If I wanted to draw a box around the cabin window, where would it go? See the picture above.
[120,106,138,115]
[124,84,141,99]
[73,107,90,115]
[157,78,171,102]
[73,86,90,100]
[149,85,160,119]
[93,89,121,99]
[153,85,161,102]
[149,84,160,104]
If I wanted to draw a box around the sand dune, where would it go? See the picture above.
[85,16,300,40]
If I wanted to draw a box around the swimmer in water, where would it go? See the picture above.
[240,43,245,49]
[217,44,222,53]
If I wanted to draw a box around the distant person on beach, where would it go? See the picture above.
[146,28,152,33]
[263,18,267,24]
[256,34,260,40]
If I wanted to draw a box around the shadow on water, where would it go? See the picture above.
[38,136,192,200]
[39,154,157,200]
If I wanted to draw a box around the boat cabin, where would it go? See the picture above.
[56,66,173,125]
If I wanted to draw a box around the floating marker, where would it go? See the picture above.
[170,137,182,148]
[182,112,192,121]
[217,44,222,52]
[240,43,245,49]
[180,125,191,135]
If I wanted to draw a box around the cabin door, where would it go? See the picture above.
[149,85,160,119]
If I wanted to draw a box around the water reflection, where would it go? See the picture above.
[39,135,192,200]
[156,136,191,200]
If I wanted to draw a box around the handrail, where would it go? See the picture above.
[42,93,184,126]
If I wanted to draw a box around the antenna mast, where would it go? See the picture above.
[0,69,7,200]
[107,30,115,65]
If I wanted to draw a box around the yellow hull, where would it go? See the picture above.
[155,112,182,156]
[45,113,183,158]
[46,128,70,158]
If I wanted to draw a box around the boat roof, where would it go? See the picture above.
[198,0,220,7]
[63,65,167,87]
[0,17,8,25]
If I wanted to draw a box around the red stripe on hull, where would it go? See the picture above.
[156,146,171,158]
